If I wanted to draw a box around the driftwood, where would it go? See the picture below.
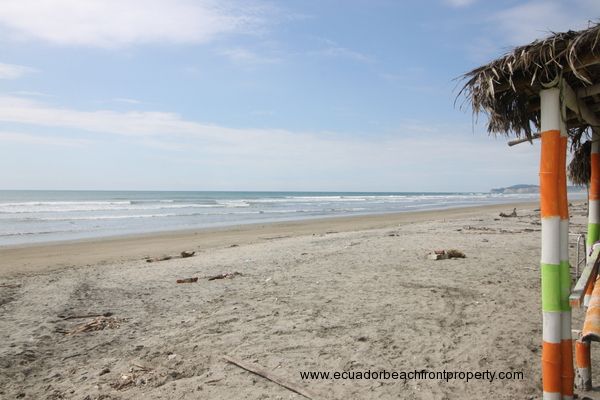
[222,355,318,400]
[176,277,198,284]
[0,283,21,288]
[146,250,196,263]
[446,249,466,258]
[428,249,466,260]
[499,208,518,218]
[58,316,123,335]
[59,312,113,320]
[208,272,241,281]
[111,363,155,390]
[146,255,172,263]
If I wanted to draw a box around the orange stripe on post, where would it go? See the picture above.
[540,130,561,218]
[576,340,591,368]
[561,340,574,396]
[558,136,569,219]
[591,153,600,201]
[543,341,562,393]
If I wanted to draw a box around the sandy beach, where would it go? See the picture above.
[1,201,597,399]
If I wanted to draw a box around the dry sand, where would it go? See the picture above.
[1,202,598,399]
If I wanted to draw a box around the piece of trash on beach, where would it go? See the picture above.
[176,277,198,284]
[427,249,466,260]
[180,251,195,258]
[499,208,517,218]
[59,316,124,335]
[208,272,242,281]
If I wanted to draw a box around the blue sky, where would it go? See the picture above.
[0,0,598,192]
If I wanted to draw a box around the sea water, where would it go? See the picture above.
[0,190,544,246]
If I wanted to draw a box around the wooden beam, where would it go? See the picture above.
[570,247,600,308]
[507,133,540,146]
[562,80,600,128]
[578,83,600,98]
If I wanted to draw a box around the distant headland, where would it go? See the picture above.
[491,184,586,194]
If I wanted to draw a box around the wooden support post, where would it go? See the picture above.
[558,100,574,400]
[540,87,563,400]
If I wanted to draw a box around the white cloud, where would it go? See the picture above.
[218,48,281,65]
[0,62,35,79]
[0,131,92,147]
[0,96,226,139]
[0,95,539,191]
[490,0,600,45]
[0,0,268,47]
[11,90,51,97]
[444,0,477,7]
[112,97,142,105]
[311,39,374,63]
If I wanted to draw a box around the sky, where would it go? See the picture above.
[0,0,598,192]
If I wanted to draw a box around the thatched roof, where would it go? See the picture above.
[459,23,600,142]
[568,140,591,186]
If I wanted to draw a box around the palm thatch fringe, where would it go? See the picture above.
[458,23,600,141]
[568,140,591,186]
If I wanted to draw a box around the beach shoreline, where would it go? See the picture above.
[0,201,537,278]
[2,199,599,399]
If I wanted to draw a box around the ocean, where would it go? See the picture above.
[0,190,543,246]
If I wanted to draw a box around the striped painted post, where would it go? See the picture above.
[558,105,574,400]
[575,339,592,390]
[588,132,600,254]
[540,87,563,400]
[577,131,598,392]
[585,134,600,308]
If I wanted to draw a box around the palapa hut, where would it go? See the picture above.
[459,23,600,400]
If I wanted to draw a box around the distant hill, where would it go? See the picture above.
[491,184,586,194]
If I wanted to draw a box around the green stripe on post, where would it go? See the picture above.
[588,223,600,247]
[559,260,571,311]
[542,263,562,312]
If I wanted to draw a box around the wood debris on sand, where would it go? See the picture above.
[427,249,466,260]
[111,364,155,390]
[145,255,172,263]
[57,316,124,335]
[208,272,242,281]
[223,355,318,400]
[145,250,195,263]
[0,283,21,289]
[499,208,518,218]
[176,277,198,284]
[59,312,113,320]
